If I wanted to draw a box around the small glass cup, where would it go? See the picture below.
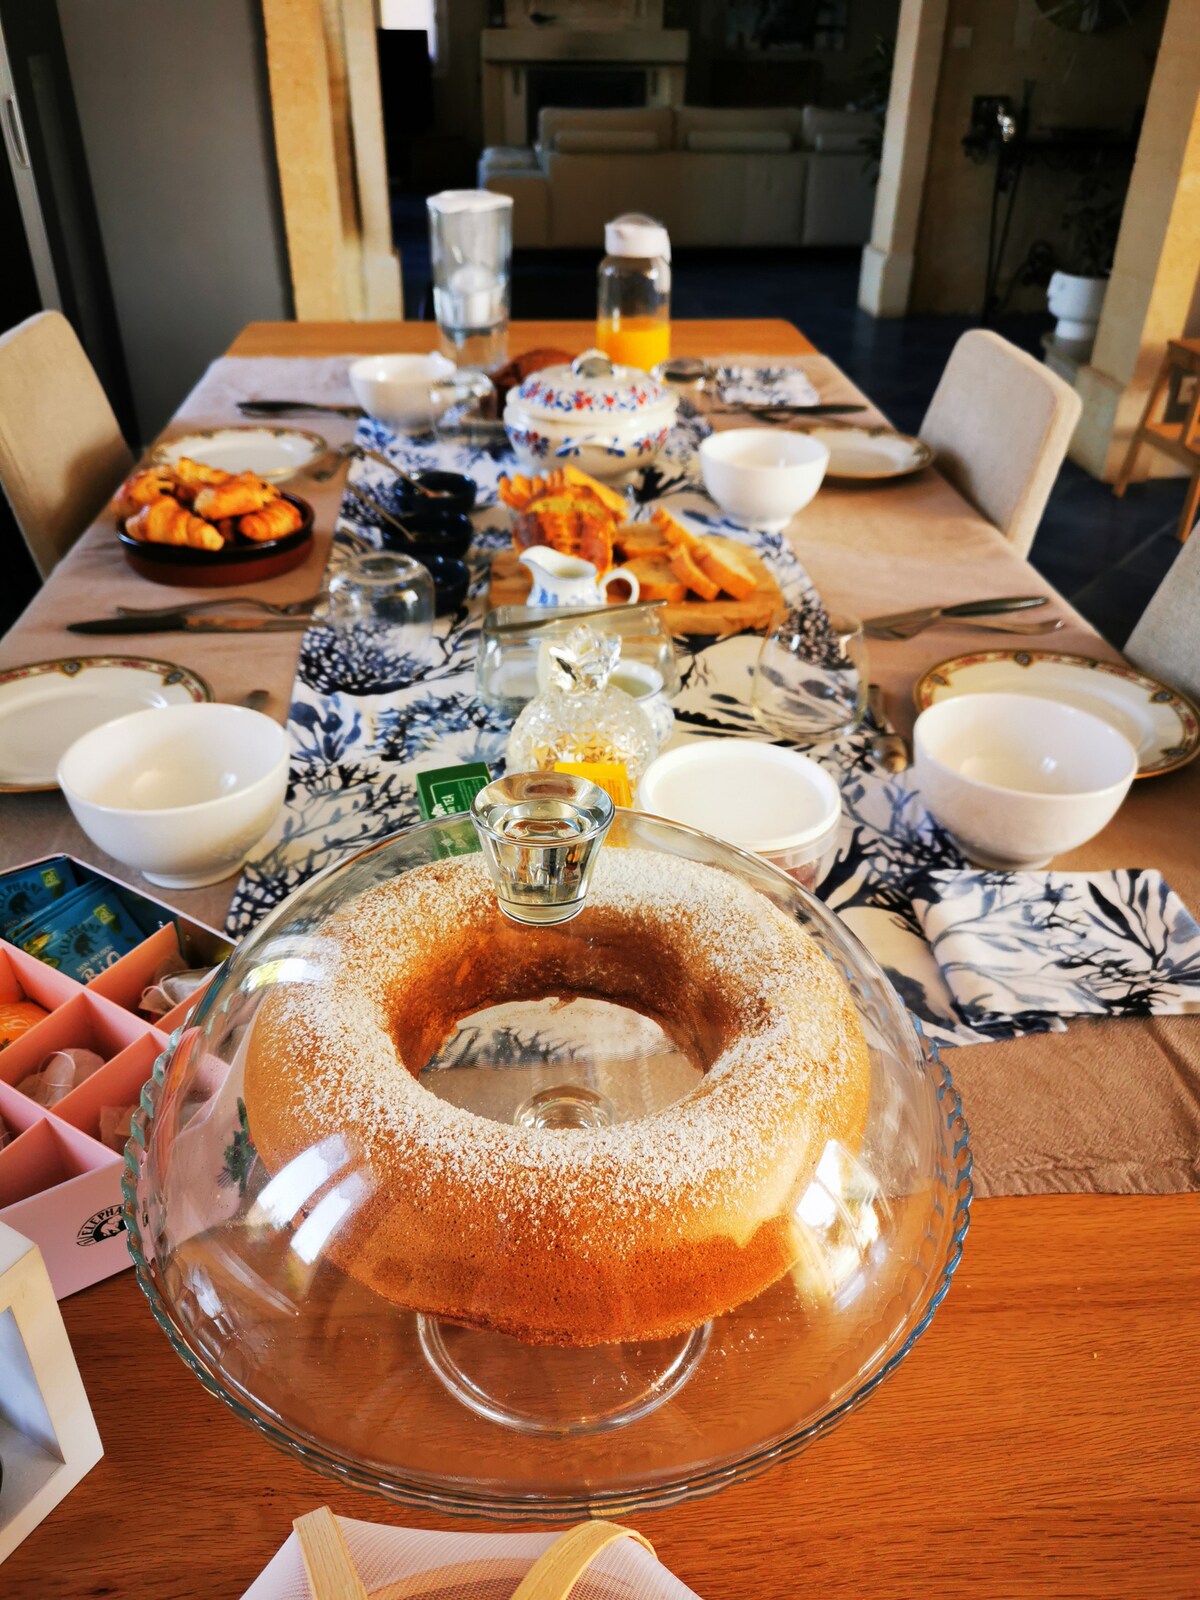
[750,609,866,743]
[326,551,436,661]
[471,770,614,926]
[431,367,506,449]
[427,190,513,370]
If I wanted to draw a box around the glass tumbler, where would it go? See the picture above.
[327,551,436,664]
[427,190,513,369]
[750,609,867,743]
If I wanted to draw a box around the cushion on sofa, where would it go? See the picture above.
[483,144,544,170]
[812,130,869,153]
[538,105,673,153]
[674,106,805,147]
[685,129,792,153]
[555,128,660,155]
[800,106,875,147]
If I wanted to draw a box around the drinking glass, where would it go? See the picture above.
[427,190,513,369]
[750,608,866,743]
[327,552,435,662]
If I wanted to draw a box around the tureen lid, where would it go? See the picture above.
[510,349,673,420]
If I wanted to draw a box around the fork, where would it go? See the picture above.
[875,615,1065,642]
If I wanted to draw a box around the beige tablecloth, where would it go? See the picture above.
[2,353,1197,1196]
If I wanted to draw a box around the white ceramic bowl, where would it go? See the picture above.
[699,427,830,532]
[503,395,678,481]
[348,352,457,430]
[639,738,842,889]
[913,692,1137,869]
[58,704,289,888]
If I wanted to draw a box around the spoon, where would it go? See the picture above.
[355,444,452,500]
[347,483,419,544]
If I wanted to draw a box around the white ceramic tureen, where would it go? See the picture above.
[503,349,679,480]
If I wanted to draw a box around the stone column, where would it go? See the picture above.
[1072,0,1200,480]
[858,0,949,318]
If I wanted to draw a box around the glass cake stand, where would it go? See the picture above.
[123,775,972,1518]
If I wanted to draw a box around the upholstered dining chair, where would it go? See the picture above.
[0,311,133,579]
[1124,525,1200,702]
[919,329,1082,559]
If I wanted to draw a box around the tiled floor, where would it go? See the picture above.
[395,224,1186,649]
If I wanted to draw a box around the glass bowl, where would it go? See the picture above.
[123,798,971,1519]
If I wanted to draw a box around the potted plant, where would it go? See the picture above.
[1047,167,1128,348]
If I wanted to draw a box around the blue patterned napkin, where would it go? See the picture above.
[910,869,1200,1033]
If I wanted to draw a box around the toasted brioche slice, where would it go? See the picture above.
[614,522,670,561]
[696,539,757,601]
[668,544,721,602]
[623,555,686,604]
[548,466,628,519]
[497,473,547,511]
[651,506,702,552]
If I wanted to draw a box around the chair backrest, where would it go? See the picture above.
[1123,529,1200,702]
[0,311,133,579]
[919,329,1082,558]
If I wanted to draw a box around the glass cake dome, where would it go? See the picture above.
[124,773,971,1518]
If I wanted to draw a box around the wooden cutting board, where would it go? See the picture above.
[487,536,783,637]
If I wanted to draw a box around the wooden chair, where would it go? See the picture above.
[919,329,1082,559]
[0,311,133,579]
[1113,337,1200,543]
[1124,526,1200,703]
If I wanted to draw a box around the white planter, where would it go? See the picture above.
[1047,271,1107,348]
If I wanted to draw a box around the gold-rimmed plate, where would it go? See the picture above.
[150,426,327,482]
[0,656,212,792]
[914,650,1200,778]
[805,423,933,481]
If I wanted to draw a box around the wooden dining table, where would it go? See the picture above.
[1,320,1197,1599]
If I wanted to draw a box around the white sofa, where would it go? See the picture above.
[479,105,876,250]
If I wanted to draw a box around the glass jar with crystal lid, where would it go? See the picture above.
[124,772,971,1519]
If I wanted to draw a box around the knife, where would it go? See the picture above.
[863,596,1047,636]
[238,399,364,417]
[866,683,910,773]
[68,614,311,635]
[710,403,868,417]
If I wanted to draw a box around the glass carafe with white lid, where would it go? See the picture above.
[596,213,672,373]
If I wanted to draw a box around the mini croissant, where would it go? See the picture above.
[170,456,232,503]
[114,468,175,521]
[237,499,305,543]
[127,498,224,551]
[194,472,278,520]
[171,455,231,490]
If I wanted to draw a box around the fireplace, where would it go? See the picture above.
[480,27,688,149]
[524,67,646,144]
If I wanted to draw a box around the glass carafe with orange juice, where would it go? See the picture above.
[596,214,671,373]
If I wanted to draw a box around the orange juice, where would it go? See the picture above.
[595,316,671,373]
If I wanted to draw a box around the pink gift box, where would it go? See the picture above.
[0,855,229,1299]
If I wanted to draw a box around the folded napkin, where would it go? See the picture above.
[910,869,1200,1031]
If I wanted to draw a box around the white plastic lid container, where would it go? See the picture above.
[639,739,842,889]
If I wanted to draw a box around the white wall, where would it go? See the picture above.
[57,0,291,442]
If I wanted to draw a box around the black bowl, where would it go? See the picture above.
[379,509,473,561]
[395,469,476,516]
[419,553,470,616]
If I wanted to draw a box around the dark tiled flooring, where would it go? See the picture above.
[394,223,1186,649]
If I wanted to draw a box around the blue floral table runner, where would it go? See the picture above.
[227,373,1200,1049]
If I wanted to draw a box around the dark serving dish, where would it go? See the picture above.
[117,492,315,588]
[394,469,476,516]
[420,553,470,615]
[378,509,473,562]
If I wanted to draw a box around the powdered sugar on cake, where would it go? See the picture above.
[259,848,866,1251]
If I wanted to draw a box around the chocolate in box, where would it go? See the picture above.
[0,854,231,1298]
